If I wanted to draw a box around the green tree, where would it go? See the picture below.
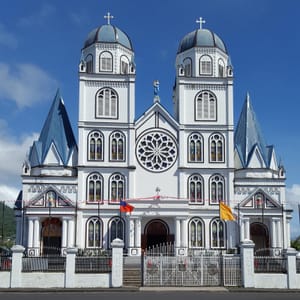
[291,236,300,251]
[0,201,16,247]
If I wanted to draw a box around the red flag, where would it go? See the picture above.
[120,200,134,213]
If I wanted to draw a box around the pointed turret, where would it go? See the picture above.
[28,89,77,167]
[235,93,272,168]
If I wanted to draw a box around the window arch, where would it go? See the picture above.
[188,174,204,204]
[210,218,225,249]
[199,55,212,75]
[188,132,203,162]
[120,55,129,74]
[87,173,103,203]
[109,173,125,203]
[108,217,125,247]
[183,57,192,77]
[189,217,204,248]
[88,131,104,160]
[85,54,93,73]
[110,131,125,161]
[86,217,102,248]
[96,88,118,118]
[195,91,217,120]
[209,133,224,162]
[210,174,225,204]
[218,59,225,77]
[99,51,113,72]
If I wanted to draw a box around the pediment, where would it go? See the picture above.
[27,186,75,208]
[238,188,281,210]
[247,146,266,168]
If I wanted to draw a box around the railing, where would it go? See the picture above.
[0,251,12,271]
[75,256,112,273]
[145,242,175,256]
[254,256,287,273]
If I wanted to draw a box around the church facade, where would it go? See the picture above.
[15,15,292,256]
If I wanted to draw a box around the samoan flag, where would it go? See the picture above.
[120,200,134,213]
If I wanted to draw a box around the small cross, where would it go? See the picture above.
[104,12,114,25]
[196,17,206,29]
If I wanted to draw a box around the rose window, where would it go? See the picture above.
[136,131,177,172]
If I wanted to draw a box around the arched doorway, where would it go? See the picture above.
[144,219,173,249]
[41,218,62,255]
[250,222,269,254]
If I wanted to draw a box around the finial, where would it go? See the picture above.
[104,12,114,25]
[153,80,160,103]
[196,17,206,29]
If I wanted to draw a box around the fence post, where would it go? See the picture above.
[111,238,124,287]
[10,245,25,288]
[65,247,78,288]
[284,247,297,289]
[240,239,255,288]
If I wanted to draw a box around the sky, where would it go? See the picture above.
[0,0,300,238]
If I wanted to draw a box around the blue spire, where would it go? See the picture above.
[29,89,77,166]
[235,93,270,167]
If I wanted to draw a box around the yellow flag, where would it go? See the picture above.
[220,201,235,221]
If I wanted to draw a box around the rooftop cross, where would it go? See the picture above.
[104,12,114,25]
[196,17,206,29]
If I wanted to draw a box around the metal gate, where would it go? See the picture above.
[143,253,241,287]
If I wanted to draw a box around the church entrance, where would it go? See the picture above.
[250,222,269,254]
[143,219,174,249]
[41,218,62,255]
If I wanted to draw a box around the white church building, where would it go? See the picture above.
[15,14,292,257]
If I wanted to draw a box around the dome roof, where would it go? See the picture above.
[178,29,227,54]
[84,24,133,50]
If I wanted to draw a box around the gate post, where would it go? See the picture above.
[284,247,297,289]
[10,245,25,288]
[240,239,255,288]
[111,238,124,287]
[65,247,77,288]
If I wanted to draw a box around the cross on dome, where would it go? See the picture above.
[104,12,114,25]
[196,17,206,29]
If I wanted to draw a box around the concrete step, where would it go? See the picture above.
[123,268,142,287]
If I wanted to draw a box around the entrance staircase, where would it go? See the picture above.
[123,256,142,287]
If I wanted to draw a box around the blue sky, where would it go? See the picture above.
[0,0,299,237]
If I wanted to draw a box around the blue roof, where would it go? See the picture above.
[84,24,133,50]
[29,89,77,167]
[178,29,227,54]
[235,93,271,167]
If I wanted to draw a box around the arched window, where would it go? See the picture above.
[86,217,102,248]
[188,133,203,162]
[110,131,125,161]
[87,173,103,203]
[189,218,204,248]
[85,54,93,73]
[209,133,224,162]
[210,218,225,248]
[195,91,216,120]
[188,174,204,204]
[199,55,212,75]
[96,88,118,118]
[99,51,113,72]
[218,59,225,77]
[120,55,129,74]
[108,217,125,247]
[110,173,125,203]
[183,57,192,77]
[210,174,225,204]
[88,131,104,160]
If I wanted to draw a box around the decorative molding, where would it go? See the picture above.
[86,80,129,88]
[186,84,226,91]
[28,185,77,194]
[234,186,280,195]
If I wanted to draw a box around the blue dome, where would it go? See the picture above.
[84,24,133,50]
[178,29,227,54]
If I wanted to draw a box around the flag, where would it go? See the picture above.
[220,201,235,221]
[120,200,134,213]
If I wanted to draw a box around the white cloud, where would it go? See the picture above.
[0,185,20,207]
[18,4,56,27]
[0,23,18,48]
[0,62,57,108]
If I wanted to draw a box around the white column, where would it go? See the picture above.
[28,217,34,248]
[244,217,250,240]
[33,218,40,249]
[62,217,68,249]
[175,218,181,248]
[67,218,75,247]
[134,218,141,248]
[271,218,277,248]
[129,218,135,248]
